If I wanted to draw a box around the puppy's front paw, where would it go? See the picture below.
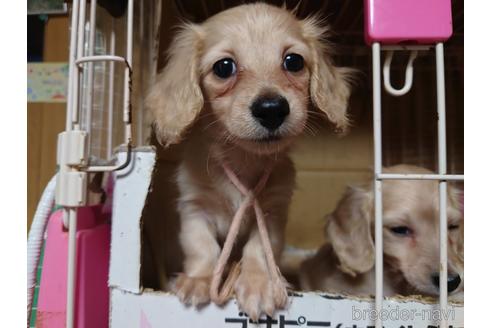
[171,273,211,307]
[234,271,288,321]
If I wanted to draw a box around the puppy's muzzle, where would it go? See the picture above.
[431,272,462,293]
[251,95,290,131]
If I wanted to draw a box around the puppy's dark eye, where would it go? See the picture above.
[283,53,304,72]
[390,226,413,236]
[213,58,236,79]
[448,224,460,230]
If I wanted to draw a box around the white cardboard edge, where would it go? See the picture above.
[109,148,156,292]
[110,287,463,328]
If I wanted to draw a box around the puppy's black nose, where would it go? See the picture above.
[251,95,290,131]
[431,273,461,292]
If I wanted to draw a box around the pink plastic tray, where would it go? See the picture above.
[364,0,453,45]
[36,206,110,328]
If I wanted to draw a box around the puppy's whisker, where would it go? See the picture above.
[202,119,221,131]
[304,121,319,136]
[306,110,327,119]
[206,148,213,176]
[196,111,220,124]
[219,130,238,146]
[303,125,316,136]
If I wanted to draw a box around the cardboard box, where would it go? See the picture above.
[109,148,463,328]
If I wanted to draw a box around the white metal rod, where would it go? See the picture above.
[65,1,80,131]
[66,1,86,327]
[107,20,116,159]
[75,55,127,65]
[372,42,384,328]
[436,42,448,328]
[372,45,383,178]
[137,0,145,146]
[85,0,97,148]
[377,173,464,181]
[123,0,134,142]
[126,0,134,68]
[383,50,418,96]
[72,0,87,127]
[66,208,78,328]
[85,165,121,172]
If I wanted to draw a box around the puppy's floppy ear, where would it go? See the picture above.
[302,16,353,133]
[326,185,374,276]
[448,185,464,256]
[146,23,204,146]
[448,184,464,216]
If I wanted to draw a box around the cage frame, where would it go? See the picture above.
[372,42,464,328]
[44,1,464,328]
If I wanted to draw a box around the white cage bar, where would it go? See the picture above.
[377,173,464,181]
[371,42,464,328]
[371,42,384,328]
[58,1,135,327]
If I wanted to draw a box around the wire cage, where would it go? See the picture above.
[66,0,160,163]
[29,1,464,327]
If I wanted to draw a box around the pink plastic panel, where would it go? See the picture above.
[364,0,453,45]
[36,206,110,328]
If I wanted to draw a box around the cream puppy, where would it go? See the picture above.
[300,165,464,301]
[146,3,352,320]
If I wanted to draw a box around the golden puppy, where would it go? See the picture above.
[146,3,352,319]
[300,165,464,301]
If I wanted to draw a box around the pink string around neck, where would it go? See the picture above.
[210,161,289,308]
